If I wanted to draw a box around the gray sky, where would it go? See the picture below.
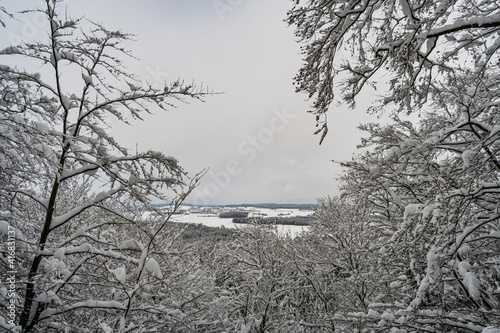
[3,0,381,205]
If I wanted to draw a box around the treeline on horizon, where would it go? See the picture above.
[184,203,318,210]
[232,216,314,226]
[218,211,249,218]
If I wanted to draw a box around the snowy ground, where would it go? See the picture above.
[168,206,311,237]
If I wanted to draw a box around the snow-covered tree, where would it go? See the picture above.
[292,106,498,331]
[0,1,211,331]
[292,197,386,331]
[288,0,499,331]
[331,102,499,330]
[310,93,499,330]
[210,224,308,333]
[287,0,500,142]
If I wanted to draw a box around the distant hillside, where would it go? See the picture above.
[182,203,318,210]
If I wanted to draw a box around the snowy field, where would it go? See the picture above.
[167,206,311,237]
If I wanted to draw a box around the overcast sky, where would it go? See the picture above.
[2,0,382,205]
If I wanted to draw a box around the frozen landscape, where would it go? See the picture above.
[1,0,499,332]
[166,204,313,237]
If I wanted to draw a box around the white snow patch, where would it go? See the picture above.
[457,244,471,256]
[424,136,439,144]
[73,227,88,237]
[144,258,163,279]
[367,309,380,318]
[381,311,395,321]
[0,220,10,235]
[489,231,500,238]
[399,0,412,18]
[84,167,97,176]
[488,126,500,140]
[390,328,407,333]
[482,328,500,333]
[100,322,113,333]
[461,150,475,168]
[94,191,111,202]
[386,147,400,159]
[425,37,436,54]
[128,175,138,185]
[112,267,126,284]
[422,203,440,220]
[53,248,65,260]
[431,208,443,224]
[35,122,51,133]
[35,290,62,305]
[369,165,380,176]
[404,203,423,221]
[0,46,21,54]
[118,239,143,251]
[463,272,481,300]
[458,261,471,276]
[390,281,402,288]
[240,323,251,333]
[61,94,71,109]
